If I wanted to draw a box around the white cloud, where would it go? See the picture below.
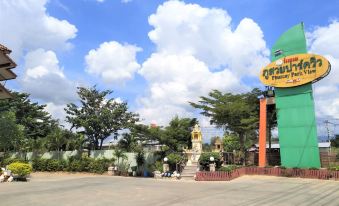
[148,0,269,74]
[137,1,268,125]
[137,53,247,125]
[21,49,77,121]
[307,21,339,119]
[45,102,68,125]
[0,0,77,60]
[85,41,142,84]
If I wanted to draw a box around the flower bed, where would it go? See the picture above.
[195,167,339,181]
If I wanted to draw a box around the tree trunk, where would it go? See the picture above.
[239,133,245,166]
[99,139,104,150]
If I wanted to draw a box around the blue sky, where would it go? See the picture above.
[1,0,339,139]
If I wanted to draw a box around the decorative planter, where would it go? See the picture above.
[195,167,339,181]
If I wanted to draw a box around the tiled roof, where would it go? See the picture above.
[0,44,11,53]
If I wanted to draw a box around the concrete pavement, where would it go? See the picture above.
[0,173,338,206]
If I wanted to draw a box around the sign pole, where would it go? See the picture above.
[259,98,267,167]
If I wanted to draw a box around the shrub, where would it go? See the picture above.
[8,162,32,177]
[199,152,222,171]
[154,161,163,172]
[218,165,240,172]
[46,159,60,172]
[88,159,111,174]
[135,151,145,169]
[67,159,83,172]
[309,167,319,170]
[116,161,130,175]
[166,153,182,171]
[32,158,48,171]
[2,158,27,166]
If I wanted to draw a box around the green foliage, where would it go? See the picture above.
[135,150,145,167]
[117,161,130,173]
[65,86,138,150]
[162,116,198,151]
[218,165,240,172]
[88,158,112,174]
[67,159,83,172]
[0,92,57,141]
[328,165,339,171]
[190,89,262,152]
[2,157,27,166]
[128,117,197,152]
[0,111,25,152]
[32,158,46,171]
[113,148,127,165]
[166,153,181,165]
[44,127,68,151]
[202,143,212,152]
[198,152,222,171]
[118,133,138,152]
[31,157,113,174]
[154,161,163,172]
[46,159,60,171]
[8,162,32,177]
[223,134,240,152]
[331,135,339,148]
[309,167,319,170]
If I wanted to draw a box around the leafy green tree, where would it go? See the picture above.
[65,86,138,150]
[0,92,57,141]
[161,116,198,151]
[223,134,240,152]
[122,117,197,153]
[190,89,262,156]
[0,111,24,152]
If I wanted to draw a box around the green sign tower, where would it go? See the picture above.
[271,23,321,168]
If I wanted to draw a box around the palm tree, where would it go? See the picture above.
[113,148,127,165]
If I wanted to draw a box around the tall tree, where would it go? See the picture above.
[0,111,24,152]
[65,86,138,150]
[0,92,56,140]
[190,89,262,155]
[161,116,198,151]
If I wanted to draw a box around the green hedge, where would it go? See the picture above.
[30,157,114,174]
[218,165,240,172]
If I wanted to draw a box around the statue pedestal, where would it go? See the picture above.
[185,152,201,166]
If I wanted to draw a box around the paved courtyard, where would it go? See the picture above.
[0,173,338,206]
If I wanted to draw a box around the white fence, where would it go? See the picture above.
[5,150,156,167]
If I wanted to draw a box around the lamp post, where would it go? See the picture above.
[163,157,169,173]
[209,156,216,172]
